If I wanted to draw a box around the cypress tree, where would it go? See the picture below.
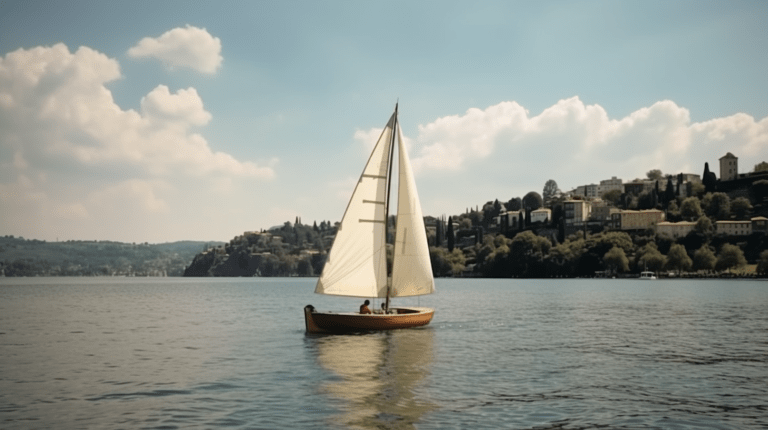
[664,177,676,205]
[447,216,455,252]
[703,162,717,193]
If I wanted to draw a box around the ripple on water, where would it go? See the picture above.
[0,277,767,429]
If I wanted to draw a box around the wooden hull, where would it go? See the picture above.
[304,305,434,333]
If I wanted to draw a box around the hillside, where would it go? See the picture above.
[0,236,223,277]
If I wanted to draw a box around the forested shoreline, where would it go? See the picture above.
[0,237,222,277]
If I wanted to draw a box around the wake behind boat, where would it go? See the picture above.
[304,104,435,333]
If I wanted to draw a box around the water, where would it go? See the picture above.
[1,277,766,429]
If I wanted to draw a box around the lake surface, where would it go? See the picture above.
[1,277,766,429]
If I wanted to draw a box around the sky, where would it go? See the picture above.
[1,0,766,243]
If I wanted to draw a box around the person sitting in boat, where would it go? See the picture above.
[359,300,372,314]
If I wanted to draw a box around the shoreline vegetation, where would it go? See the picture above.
[0,231,763,279]
[0,237,222,277]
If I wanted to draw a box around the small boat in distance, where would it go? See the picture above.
[639,271,657,280]
[304,104,435,333]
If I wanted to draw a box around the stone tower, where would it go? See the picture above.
[719,152,738,181]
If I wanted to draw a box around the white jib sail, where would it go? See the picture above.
[315,113,395,298]
[391,124,435,297]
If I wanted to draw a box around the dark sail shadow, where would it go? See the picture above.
[307,328,436,429]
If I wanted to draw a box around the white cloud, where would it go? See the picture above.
[0,43,274,241]
[53,203,90,221]
[402,97,766,182]
[350,98,767,218]
[141,85,212,126]
[89,179,171,215]
[128,25,223,74]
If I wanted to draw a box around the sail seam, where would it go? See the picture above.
[359,219,386,224]
[363,200,385,205]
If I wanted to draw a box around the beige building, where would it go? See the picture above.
[753,216,768,233]
[531,208,551,224]
[598,176,623,195]
[573,184,599,199]
[564,200,591,225]
[656,221,696,239]
[720,152,738,181]
[590,201,619,222]
[611,209,665,231]
[715,220,751,236]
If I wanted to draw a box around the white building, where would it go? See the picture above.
[656,221,696,239]
[531,208,551,224]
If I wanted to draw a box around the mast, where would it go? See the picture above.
[384,103,398,312]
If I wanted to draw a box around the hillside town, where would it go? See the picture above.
[185,152,768,278]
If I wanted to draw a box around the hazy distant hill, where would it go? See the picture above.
[0,236,224,277]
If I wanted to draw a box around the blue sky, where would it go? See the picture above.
[1,0,766,243]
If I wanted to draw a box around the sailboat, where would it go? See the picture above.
[304,104,435,333]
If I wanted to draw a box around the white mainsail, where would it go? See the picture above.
[391,125,435,297]
[315,107,434,299]
[315,113,394,298]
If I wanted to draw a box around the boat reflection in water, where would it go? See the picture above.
[308,327,436,429]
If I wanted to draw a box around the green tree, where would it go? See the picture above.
[429,247,467,277]
[603,246,629,273]
[543,179,560,206]
[297,257,314,276]
[694,216,713,235]
[715,244,747,272]
[757,250,768,275]
[447,216,455,252]
[663,177,676,206]
[510,231,550,255]
[754,180,768,203]
[508,231,550,277]
[680,197,702,220]
[730,197,752,220]
[522,192,543,211]
[692,245,716,272]
[586,231,634,254]
[636,242,666,272]
[703,162,717,193]
[667,199,681,221]
[703,192,730,220]
[506,197,522,211]
[690,181,706,198]
[637,191,655,210]
[546,236,585,277]
[647,169,663,180]
[665,244,692,274]
[601,189,622,206]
